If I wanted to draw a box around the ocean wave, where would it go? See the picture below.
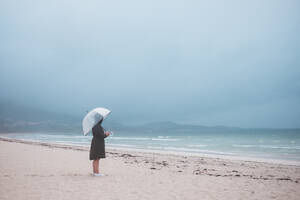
[158,136,171,138]
[145,145,164,149]
[259,145,300,150]
[187,144,208,148]
[110,137,151,141]
[159,147,236,155]
[54,140,89,144]
[232,144,256,148]
[109,136,180,142]
[107,143,137,148]
[35,134,76,139]
[73,135,89,139]
[151,138,180,142]
[233,144,300,150]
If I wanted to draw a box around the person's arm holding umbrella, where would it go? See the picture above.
[94,123,111,139]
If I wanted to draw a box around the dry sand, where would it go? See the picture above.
[0,137,300,200]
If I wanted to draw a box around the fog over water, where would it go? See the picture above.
[0,0,299,128]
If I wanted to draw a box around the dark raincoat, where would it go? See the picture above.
[89,123,107,160]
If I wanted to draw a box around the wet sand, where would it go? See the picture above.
[0,137,300,200]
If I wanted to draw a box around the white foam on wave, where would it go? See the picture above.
[259,145,300,150]
[158,136,170,138]
[232,144,300,150]
[107,143,137,148]
[187,144,208,148]
[74,135,90,139]
[158,146,236,155]
[54,140,89,144]
[232,144,256,148]
[151,138,180,142]
[109,137,151,141]
[109,136,180,142]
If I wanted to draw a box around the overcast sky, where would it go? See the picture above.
[0,0,299,128]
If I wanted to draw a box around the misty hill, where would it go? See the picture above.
[0,102,81,132]
[1,102,298,134]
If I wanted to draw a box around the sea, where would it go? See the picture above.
[1,129,300,164]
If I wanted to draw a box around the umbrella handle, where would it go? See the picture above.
[104,128,114,136]
[109,131,114,136]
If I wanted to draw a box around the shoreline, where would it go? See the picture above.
[1,136,300,200]
[1,136,300,166]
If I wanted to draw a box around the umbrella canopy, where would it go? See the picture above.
[82,107,111,136]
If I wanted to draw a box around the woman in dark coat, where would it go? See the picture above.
[90,119,110,176]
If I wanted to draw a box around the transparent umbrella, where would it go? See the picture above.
[82,107,111,136]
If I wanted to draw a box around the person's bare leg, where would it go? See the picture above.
[96,159,100,173]
[92,159,100,174]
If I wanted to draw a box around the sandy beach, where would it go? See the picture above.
[0,137,300,200]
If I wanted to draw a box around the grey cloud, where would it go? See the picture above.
[0,0,299,128]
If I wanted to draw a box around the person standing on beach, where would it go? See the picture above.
[90,119,111,176]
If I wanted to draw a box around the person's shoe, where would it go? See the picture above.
[93,173,105,177]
